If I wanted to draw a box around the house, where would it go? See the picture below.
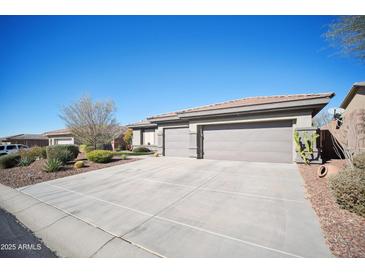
[322,82,365,158]
[44,126,129,150]
[129,93,334,163]
[111,126,128,150]
[0,134,49,147]
[340,82,365,112]
[44,128,75,145]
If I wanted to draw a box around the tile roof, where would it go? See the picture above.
[43,128,72,136]
[148,93,334,119]
[1,134,48,140]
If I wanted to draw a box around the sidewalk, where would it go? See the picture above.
[0,184,157,258]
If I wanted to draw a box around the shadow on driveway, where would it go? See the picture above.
[0,208,57,258]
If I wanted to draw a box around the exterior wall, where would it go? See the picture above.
[132,129,142,146]
[345,87,365,113]
[149,110,313,162]
[142,129,156,145]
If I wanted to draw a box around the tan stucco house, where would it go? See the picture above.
[44,128,75,145]
[129,93,334,163]
[340,82,365,112]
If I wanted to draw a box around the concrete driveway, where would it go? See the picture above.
[15,157,330,257]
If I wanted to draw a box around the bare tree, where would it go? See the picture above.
[60,96,120,150]
[324,16,365,61]
[313,109,332,128]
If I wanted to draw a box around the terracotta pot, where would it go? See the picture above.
[317,164,340,178]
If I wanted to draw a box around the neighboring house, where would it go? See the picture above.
[111,126,128,150]
[44,126,129,150]
[129,93,334,163]
[322,82,365,158]
[340,82,365,113]
[44,128,75,145]
[0,134,49,147]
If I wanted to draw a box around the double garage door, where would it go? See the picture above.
[163,120,293,163]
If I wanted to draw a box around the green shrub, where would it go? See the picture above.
[79,144,87,153]
[329,167,365,217]
[62,145,79,159]
[353,153,365,170]
[79,144,95,153]
[18,156,35,167]
[74,160,84,169]
[27,146,47,159]
[46,145,78,164]
[132,146,150,153]
[120,154,127,160]
[43,158,63,173]
[86,150,113,163]
[0,154,20,169]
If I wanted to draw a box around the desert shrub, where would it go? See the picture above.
[27,146,47,159]
[132,146,150,153]
[43,158,63,173]
[18,156,35,167]
[86,150,113,163]
[19,146,46,162]
[79,144,95,153]
[0,154,20,169]
[329,167,365,217]
[62,145,79,159]
[46,145,78,164]
[353,152,365,170]
[120,154,127,160]
[79,144,87,153]
[74,160,84,169]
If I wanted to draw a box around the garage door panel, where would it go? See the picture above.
[203,121,292,163]
[204,140,291,153]
[164,127,190,157]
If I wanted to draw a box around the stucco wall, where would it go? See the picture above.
[132,129,141,146]
[132,110,313,161]
[345,87,365,113]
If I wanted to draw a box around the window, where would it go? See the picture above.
[0,146,4,150]
[6,145,16,150]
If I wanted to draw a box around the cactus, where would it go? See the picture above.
[294,130,319,164]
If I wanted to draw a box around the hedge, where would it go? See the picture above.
[329,167,365,217]
[86,150,113,163]
[46,145,79,164]
[0,154,20,169]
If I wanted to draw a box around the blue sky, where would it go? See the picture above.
[0,16,364,136]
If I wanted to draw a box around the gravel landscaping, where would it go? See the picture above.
[298,160,365,258]
[0,154,139,189]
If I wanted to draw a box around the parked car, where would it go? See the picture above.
[0,144,29,156]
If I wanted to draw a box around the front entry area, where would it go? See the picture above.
[202,120,293,163]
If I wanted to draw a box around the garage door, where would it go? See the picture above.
[202,120,293,163]
[164,127,190,157]
[55,138,74,145]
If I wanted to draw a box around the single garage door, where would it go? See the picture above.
[164,127,190,157]
[202,120,293,163]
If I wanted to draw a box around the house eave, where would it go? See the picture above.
[147,96,333,123]
[340,82,365,109]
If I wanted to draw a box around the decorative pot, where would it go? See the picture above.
[317,164,340,178]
